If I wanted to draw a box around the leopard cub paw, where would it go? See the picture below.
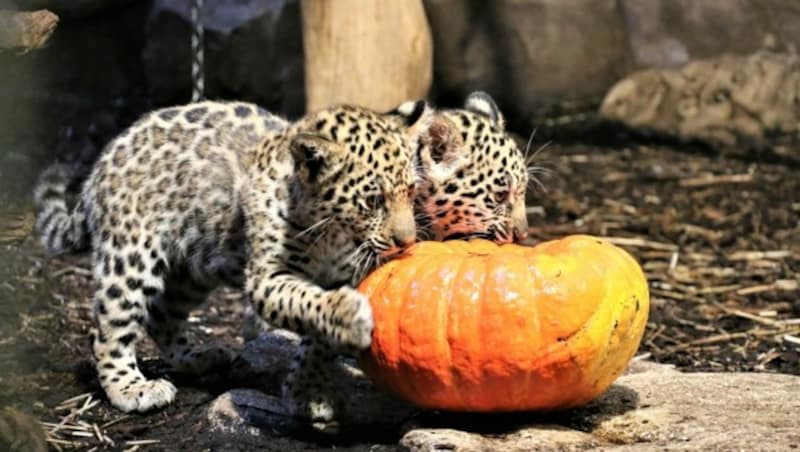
[326,287,373,353]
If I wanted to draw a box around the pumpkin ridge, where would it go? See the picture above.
[502,251,541,409]
[448,252,491,409]
[479,251,521,407]
[514,239,614,407]
[395,252,439,400]
[372,258,398,388]
[557,241,641,406]
[612,245,648,366]
[430,251,460,390]
[522,255,592,364]
[568,242,616,371]
[604,245,644,383]
[477,251,491,406]
[442,250,470,408]
[519,247,541,406]
[398,254,444,400]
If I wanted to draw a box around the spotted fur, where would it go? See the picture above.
[34,100,430,422]
[414,92,530,243]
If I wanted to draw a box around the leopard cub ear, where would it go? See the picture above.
[386,100,434,144]
[389,99,427,124]
[418,114,469,181]
[464,91,505,129]
[289,133,341,185]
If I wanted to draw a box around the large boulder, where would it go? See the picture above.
[621,0,800,68]
[424,0,633,121]
[425,0,800,128]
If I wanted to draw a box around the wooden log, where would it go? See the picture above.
[0,9,59,53]
[301,0,432,112]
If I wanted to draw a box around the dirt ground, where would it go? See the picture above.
[0,138,798,450]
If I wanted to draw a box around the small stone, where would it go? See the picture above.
[206,389,300,437]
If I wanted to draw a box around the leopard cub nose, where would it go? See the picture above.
[392,233,416,248]
[513,226,529,241]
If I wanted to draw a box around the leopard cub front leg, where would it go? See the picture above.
[320,286,374,353]
[283,338,340,428]
[280,286,374,428]
[248,272,375,423]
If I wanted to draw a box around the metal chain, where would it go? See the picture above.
[190,0,205,102]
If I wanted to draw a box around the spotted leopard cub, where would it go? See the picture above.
[35,100,431,419]
[413,92,531,243]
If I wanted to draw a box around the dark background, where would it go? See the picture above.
[3,0,800,201]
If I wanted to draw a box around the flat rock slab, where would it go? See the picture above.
[206,332,800,450]
[402,360,800,451]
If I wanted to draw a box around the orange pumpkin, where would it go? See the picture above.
[357,235,649,412]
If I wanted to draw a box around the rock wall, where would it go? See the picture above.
[426,0,800,123]
[425,0,633,120]
[9,0,800,121]
[4,0,800,198]
[622,0,800,67]
[0,0,152,200]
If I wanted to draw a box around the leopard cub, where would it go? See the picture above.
[35,100,431,421]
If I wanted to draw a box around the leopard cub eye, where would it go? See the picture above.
[493,190,510,203]
[493,175,511,203]
[366,193,385,209]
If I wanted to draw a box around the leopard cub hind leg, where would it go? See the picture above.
[90,246,177,413]
[145,274,235,376]
[92,250,235,411]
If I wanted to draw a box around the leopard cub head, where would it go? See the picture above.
[289,101,433,277]
[413,92,530,244]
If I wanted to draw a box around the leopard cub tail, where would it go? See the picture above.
[33,163,89,255]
